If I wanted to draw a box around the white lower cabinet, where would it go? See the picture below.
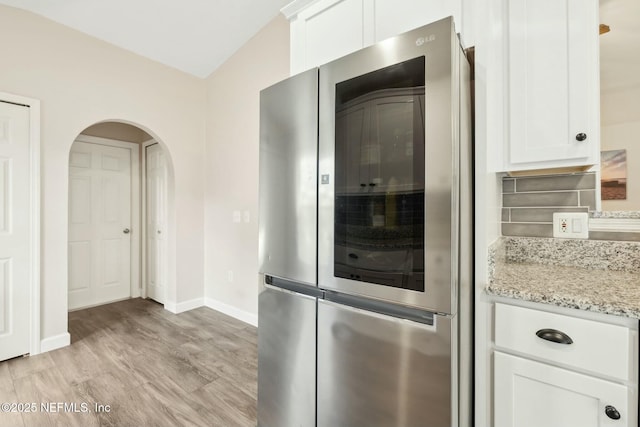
[493,303,638,427]
[495,351,630,427]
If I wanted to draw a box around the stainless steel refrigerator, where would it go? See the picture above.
[258,17,473,427]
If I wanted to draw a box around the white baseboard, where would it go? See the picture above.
[40,333,71,353]
[204,298,258,327]
[164,297,204,314]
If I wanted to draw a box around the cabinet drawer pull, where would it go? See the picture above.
[535,328,573,345]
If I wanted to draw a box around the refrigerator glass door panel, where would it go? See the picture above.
[258,287,316,427]
[317,299,452,427]
[258,68,319,286]
[319,17,460,314]
[334,57,426,292]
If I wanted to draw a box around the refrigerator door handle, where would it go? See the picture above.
[265,283,318,301]
[318,298,440,331]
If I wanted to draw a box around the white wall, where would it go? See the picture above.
[0,5,206,343]
[601,120,640,211]
[204,15,290,321]
[601,80,640,211]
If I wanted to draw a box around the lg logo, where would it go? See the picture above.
[415,34,436,46]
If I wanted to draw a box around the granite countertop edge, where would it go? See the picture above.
[486,283,640,319]
[486,236,640,319]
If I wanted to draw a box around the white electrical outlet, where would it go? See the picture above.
[552,212,589,239]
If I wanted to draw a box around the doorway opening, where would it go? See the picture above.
[67,121,172,313]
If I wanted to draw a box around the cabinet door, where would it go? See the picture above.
[370,93,425,193]
[373,0,461,42]
[335,103,370,194]
[288,0,465,73]
[290,0,366,73]
[506,0,599,169]
[495,352,632,427]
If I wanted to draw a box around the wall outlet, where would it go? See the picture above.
[232,211,241,223]
[552,212,589,239]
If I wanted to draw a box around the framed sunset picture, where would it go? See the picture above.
[601,149,627,200]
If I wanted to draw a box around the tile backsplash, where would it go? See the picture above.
[500,172,640,241]
[501,172,595,238]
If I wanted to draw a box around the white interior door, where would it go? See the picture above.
[145,143,167,304]
[0,101,31,361]
[68,141,132,310]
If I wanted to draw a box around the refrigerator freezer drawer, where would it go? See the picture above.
[258,287,316,427]
[317,299,452,427]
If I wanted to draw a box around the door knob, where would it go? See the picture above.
[575,133,587,141]
[123,228,130,234]
[605,405,621,420]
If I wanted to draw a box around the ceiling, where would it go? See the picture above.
[2,0,634,88]
[0,0,292,78]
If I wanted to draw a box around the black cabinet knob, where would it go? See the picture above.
[360,183,366,187]
[369,183,376,187]
[576,133,587,141]
[605,405,621,420]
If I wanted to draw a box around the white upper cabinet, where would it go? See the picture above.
[283,0,468,74]
[288,0,367,73]
[500,0,600,171]
[373,0,461,43]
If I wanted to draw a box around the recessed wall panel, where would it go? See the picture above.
[69,176,91,225]
[102,239,121,286]
[102,177,118,223]
[0,258,10,335]
[148,238,157,285]
[0,117,11,144]
[68,242,91,292]
[0,158,10,233]
[69,152,91,168]
[101,155,120,171]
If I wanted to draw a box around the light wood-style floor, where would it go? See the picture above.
[0,298,258,427]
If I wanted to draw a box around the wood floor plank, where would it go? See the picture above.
[48,340,108,386]
[189,377,257,427]
[13,365,100,427]
[0,366,25,427]
[6,353,55,381]
[0,298,257,427]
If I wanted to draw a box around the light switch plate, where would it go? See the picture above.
[552,212,589,239]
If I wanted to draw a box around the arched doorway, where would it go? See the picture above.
[67,121,173,310]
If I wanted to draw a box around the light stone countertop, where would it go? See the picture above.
[488,262,640,318]
[486,237,640,318]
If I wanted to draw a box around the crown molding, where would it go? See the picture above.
[281,0,321,19]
